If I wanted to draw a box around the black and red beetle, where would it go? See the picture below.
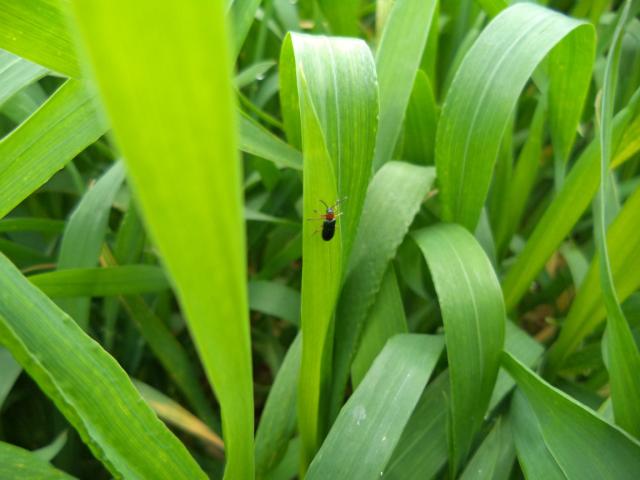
[308,198,345,241]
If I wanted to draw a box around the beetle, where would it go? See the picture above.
[308,198,345,241]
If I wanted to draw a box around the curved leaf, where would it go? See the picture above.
[436,3,594,230]
[413,223,505,473]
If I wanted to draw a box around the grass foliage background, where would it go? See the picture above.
[1,0,640,478]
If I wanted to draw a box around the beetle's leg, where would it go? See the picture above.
[331,196,348,210]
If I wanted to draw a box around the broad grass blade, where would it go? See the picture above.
[413,223,505,474]
[69,1,254,477]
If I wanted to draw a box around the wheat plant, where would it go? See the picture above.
[1,0,640,479]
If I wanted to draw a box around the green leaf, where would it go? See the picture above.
[0,217,65,234]
[117,294,219,430]
[373,0,437,169]
[33,431,68,462]
[0,253,206,478]
[0,346,21,408]
[68,1,254,477]
[0,441,76,479]
[245,207,298,225]
[494,95,546,254]
[436,3,594,230]
[229,0,262,58]
[0,0,81,77]
[0,0,301,173]
[330,162,435,420]
[255,334,301,478]
[413,223,505,473]
[235,60,276,89]
[56,161,126,328]
[382,372,450,479]
[547,165,640,372]
[503,351,640,478]
[459,417,515,480]
[29,266,169,297]
[239,112,302,170]
[383,321,541,479]
[475,0,507,17]
[402,70,438,165]
[613,111,640,167]
[589,0,640,436]
[0,80,107,219]
[0,50,47,107]
[351,264,407,387]
[306,334,444,480]
[510,390,566,479]
[133,380,223,454]
[317,0,360,36]
[279,32,378,466]
[249,280,300,326]
[489,321,544,411]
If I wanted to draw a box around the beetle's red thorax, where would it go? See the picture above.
[325,211,335,221]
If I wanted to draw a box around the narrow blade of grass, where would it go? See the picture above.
[502,86,640,311]
[591,0,640,437]
[255,334,301,478]
[0,217,65,234]
[0,50,47,107]
[133,380,223,455]
[56,161,125,329]
[373,0,437,169]
[547,183,640,371]
[28,266,169,297]
[0,347,21,408]
[402,70,438,165]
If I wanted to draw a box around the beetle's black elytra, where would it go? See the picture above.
[321,218,336,241]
